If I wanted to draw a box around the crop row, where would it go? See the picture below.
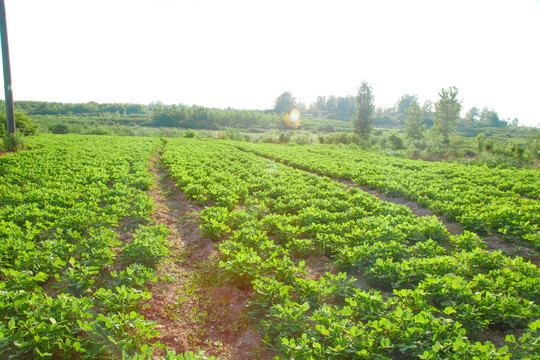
[232,142,540,249]
[162,138,539,359]
[0,135,196,359]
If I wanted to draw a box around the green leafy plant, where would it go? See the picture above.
[2,131,26,152]
[122,224,170,267]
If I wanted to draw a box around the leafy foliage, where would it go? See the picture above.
[432,87,462,144]
[404,101,425,141]
[0,110,38,137]
[161,138,539,358]
[235,141,540,248]
[352,81,375,137]
[0,135,192,358]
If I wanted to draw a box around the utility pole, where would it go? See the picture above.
[0,0,15,134]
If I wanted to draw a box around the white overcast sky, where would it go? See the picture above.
[2,0,539,126]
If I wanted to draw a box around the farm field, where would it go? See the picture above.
[1,134,539,359]
[233,142,540,250]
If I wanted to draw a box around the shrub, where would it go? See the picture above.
[387,132,405,150]
[83,127,113,135]
[50,123,71,134]
[0,110,38,136]
[2,131,26,152]
[278,132,291,144]
[183,129,197,138]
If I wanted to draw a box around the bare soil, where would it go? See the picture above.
[141,152,277,359]
[483,234,540,266]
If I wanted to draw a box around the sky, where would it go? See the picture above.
[1,0,539,126]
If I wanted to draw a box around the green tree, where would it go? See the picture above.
[326,96,338,112]
[336,96,356,120]
[404,101,425,141]
[273,92,296,114]
[394,94,419,124]
[352,81,374,137]
[480,108,505,127]
[465,107,480,122]
[432,86,462,144]
[421,100,434,128]
[315,96,326,111]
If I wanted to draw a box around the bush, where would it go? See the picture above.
[83,127,114,135]
[1,132,26,152]
[278,132,291,144]
[386,132,405,150]
[183,129,197,138]
[294,135,309,145]
[321,132,364,145]
[50,123,71,134]
[0,110,38,136]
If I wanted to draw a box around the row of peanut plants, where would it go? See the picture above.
[232,142,540,249]
[162,138,539,359]
[0,134,208,359]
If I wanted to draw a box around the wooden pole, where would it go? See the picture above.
[0,0,16,134]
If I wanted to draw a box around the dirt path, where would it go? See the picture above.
[141,150,276,359]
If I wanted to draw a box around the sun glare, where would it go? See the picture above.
[284,109,301,128]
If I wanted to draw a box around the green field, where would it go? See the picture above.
[1,134,539,359]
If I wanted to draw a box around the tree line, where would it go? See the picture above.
[6,92,522,135]
[151,104,284,130]
[274,88,521,132]
[351,83,462,145]
[14,101,150,116]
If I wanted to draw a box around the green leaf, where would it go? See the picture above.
[505,334,516,343]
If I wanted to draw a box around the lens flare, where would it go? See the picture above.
[284,109,301,128]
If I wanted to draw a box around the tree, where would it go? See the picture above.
[432,87,462,144]
[326,96,338,112]
[404,101,425,141]
[352,81,375,137]
[465,107,480,122]
[373,106,396,127]
[336,96,356,120]
[480,108,505,127]
[315,96,326,111]
[394,94,419,124]
[273,92,296,114]
[421,100,434,128]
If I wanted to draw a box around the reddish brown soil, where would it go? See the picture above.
[141,152,278,359]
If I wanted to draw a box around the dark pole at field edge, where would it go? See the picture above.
[0,0,16,134]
